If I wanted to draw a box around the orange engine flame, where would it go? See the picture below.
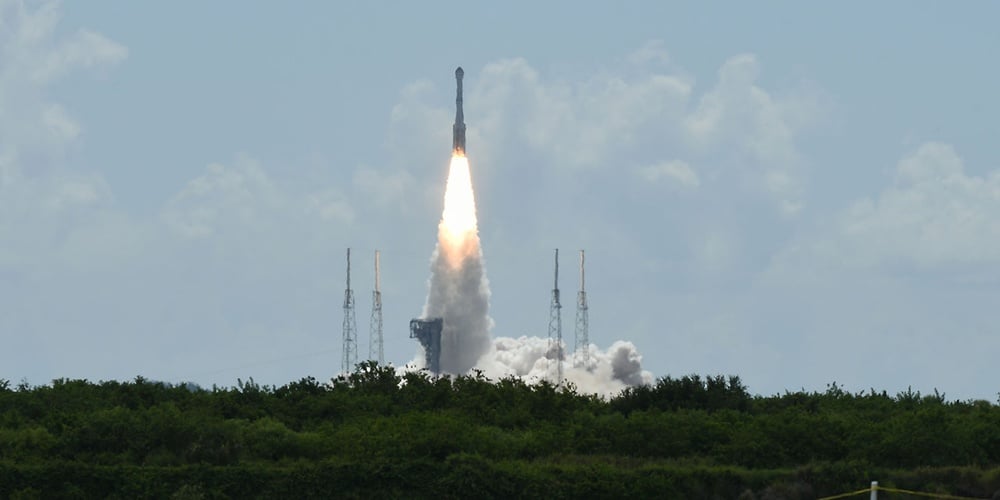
[438,153,480,268]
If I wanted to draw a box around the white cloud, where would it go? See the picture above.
[842,143,1000,269]
[470,57,693,169]
[387,79,452,163]
[31,29,127,83]
[0,0,127,273]
[627,39,671,67]
[304,190,355,222]
[693,230,737,273]
[41,103,80,142]
[684,54,820,211]
[0,0,127,172]
[162,156,354,239]
[639,159,699,188]
[0,1,127,84]
[42,174,110,210]
[773,142,1000,276]
[353,166,418,211]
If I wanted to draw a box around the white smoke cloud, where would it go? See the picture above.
[405,335,654,398]
[477,337,653,397]
[421,242,494,374]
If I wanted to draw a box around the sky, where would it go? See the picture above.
[2,1,999,400]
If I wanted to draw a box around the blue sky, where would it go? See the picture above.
[2,1,999,399]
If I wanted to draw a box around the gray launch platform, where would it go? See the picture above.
[409,318,443,374]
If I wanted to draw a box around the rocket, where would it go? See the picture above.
[453,66,466,154]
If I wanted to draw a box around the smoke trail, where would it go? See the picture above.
[421,155,493,373]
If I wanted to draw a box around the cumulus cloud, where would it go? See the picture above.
[30,28,127,83]
[639,159,699,188]
[387,79,453,164]
[842,143,1000,269]
[163,158,278,238]
[685,54,812,210]
[773,142,1000,276]
[0,0,127,272]
[163,156,354,239]
[627,39,671,67]
[0,0,127,172]
[353,166,418,211]
[470,57,693,169]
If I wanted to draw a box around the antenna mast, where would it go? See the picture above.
[369,250,384,365]
[574,250,589,368]
[548,249,563,384]
[342,248,357,373]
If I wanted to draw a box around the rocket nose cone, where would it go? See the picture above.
[456,67,464,79]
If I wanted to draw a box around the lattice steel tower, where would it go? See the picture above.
[574,250,590,368]
[342,248,357,373]
[369,250,384,365]
[548,249,564,384]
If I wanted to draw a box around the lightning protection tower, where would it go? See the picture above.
[342,248,358,373]
[574,250,590,368]
[548,249,563,384]
[369,250,384,365]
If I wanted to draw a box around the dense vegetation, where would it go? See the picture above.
[2,363,999,499]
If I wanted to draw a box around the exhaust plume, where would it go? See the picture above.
[421,154,493,373]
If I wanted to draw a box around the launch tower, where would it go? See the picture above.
[549,249,564,384]
[342,248,357,373]
[369,250,384,365]
[574,250,590,368]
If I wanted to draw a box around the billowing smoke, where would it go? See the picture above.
[475,337,653,397]
[415,154,652,396]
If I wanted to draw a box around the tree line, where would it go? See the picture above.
[1,364,999,499]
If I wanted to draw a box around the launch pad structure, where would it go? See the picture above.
[342,248,358,373]
[549,249,564,384]
[369,250,384,365]
[410,318,443,374]
[574,250,589,368]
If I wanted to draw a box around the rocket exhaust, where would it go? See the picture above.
[453,67,466,155]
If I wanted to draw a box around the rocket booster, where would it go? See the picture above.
[453,67,466,154]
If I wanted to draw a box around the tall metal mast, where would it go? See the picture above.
[342,248,357,373]
[574,250,590,368]
[369,250,384,365]
[548,249,563,384]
